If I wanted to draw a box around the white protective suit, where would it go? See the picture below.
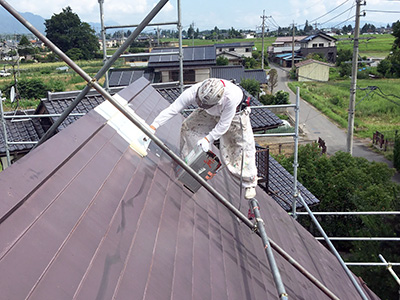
[151,79,257,188]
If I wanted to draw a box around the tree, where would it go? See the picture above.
[18,35,35,57]
[267,69,278,93]
[45,7,99,60]
[275,143,400,299]
[216,56,229,66]
[240,78,260,97]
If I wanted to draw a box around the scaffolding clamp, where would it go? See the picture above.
[87,77,97,87]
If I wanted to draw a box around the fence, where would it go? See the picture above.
[372,130,398,152]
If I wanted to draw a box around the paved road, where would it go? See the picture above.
[273,64,400,183]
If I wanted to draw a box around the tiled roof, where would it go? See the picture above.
[148,45,216,68]
[211,65,268,84]
[38,87,123,131]
[0,77,379,299]
[108,68,154,87]
[0,109,45,155]
[155,83,282,131]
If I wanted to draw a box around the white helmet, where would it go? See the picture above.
[195,78,225,109]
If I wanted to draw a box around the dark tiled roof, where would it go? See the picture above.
[148,45,216,68]
[0,109,45,155]
[256,147,320,211]
[211,65,268,84]
[38,87,123,131]
[156,83,282,131]
[0,77,379,299]
[108,68,154,87]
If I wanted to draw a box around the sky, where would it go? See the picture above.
[3,0,400,33]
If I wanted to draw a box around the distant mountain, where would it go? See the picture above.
[0,7,46,34]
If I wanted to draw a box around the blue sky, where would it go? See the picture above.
[4,0,400,32]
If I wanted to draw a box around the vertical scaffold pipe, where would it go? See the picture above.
[250,199,289,300]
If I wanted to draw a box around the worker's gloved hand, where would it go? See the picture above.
[197,137,211,152]
[149,124,156,134]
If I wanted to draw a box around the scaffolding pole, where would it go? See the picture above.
[0,91,11,167]
[292,87,300,218]
[298,194,368,300]
[250,199,288,300]
[379,255,400,286]
[29,0,170,150]
[98,0,109,91]
[0,2,341,299]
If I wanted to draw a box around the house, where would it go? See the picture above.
[299,32,337,63]
[0,78,379,299]
[268,36,307,67]
[295,59,333,82]
[148,45,216,83]
[215,42,254,65]
[269,32,337,66]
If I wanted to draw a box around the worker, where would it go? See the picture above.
[150,78,257,199]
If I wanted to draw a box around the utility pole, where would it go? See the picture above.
[191,21,195,46]
[260,10,271,70]
[346,0,364,154]
[291,21,296,68]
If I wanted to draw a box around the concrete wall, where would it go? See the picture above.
[297,63,330,82]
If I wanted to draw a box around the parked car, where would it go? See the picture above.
[0,70,11,77]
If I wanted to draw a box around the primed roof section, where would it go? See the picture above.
[0,77,378,300]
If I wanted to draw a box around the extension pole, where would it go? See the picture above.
[98,0,109,91]
[27,0,170,149]
[251,199,288,300]
[298,194,368,300]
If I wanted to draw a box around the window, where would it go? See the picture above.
[312,43,318,48]
[229,48,235,52]
[319,43,324,47]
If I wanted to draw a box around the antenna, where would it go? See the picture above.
[10,86,15,103]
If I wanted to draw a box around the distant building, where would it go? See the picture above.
[295,59,333,82]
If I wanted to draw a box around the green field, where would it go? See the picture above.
[288,79,400,139]
[336,33,395,58]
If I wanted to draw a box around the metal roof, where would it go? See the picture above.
[215,42,254,48]
[108,68,154,87]
[0,77,378,299]
[148,45,216,68]
[0,109,45,155]
[211,65,268,84]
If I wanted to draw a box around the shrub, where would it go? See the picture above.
[216,56,229,66]
[18,78,47,99]
[240,78,260,97]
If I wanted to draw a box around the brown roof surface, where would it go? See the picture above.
[0,78,379,299]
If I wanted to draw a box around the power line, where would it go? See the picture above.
[365,9,400,13]
[310,0,351,24]
[319,5,356,27]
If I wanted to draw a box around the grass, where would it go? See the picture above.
[288,79,400,139]
[336,33,394,58]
